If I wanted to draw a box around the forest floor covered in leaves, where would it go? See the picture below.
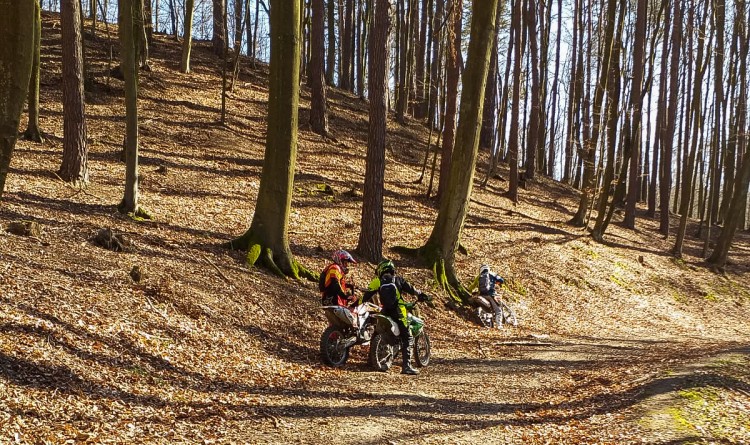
[1,13,749,444]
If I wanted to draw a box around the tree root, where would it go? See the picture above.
[396,243,473,306]
[117,202,154,221]
[226,230,316,282]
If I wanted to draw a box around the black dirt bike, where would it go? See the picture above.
[368,299,431,371]
[320,302,381,367]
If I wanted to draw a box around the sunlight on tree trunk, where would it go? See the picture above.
[180,0,195,73]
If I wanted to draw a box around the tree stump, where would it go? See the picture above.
[6,220,42,237]
[93,228,131,252]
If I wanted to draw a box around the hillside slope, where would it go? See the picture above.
[1,13,748,444]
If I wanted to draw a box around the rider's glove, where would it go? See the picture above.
[404,302,416,310]
[417,293,431,302]
[496,277,505,285]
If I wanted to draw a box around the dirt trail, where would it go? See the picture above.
[212,337,749,444]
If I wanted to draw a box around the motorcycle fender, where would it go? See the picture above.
[374,315,400,338]
[474,296,492,311]
[323,306,357,328]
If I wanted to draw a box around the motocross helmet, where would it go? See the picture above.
[376,259,395,277]
[479,264,490,274]
[332,249,356,273]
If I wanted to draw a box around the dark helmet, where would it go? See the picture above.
[332,249,356,273]
[376,259,395,277]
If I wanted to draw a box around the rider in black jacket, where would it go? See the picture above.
[362,259,428,375]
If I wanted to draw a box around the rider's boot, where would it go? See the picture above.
[401,336,419,375]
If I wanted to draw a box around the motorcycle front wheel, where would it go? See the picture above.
[368,333,396,372]
[320,326,350,367]
[414,330,431,367]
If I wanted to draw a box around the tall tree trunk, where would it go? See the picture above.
[144,0,152,43]
[118,0,142,214]
[60,0,89,185]
[427,0,443,129]
[0,1,35,200]
[234,0,243,52]
[570,0,618,226]
[414,0,428,119]
[326,0,336,84]
[591,0,624,242]
[563,0,583,184]
[395,0,409,122]
[507,0,524,203]
[229,0,313,280]
[310,0,329,136]
[437,0,462,201]
[213,0,226,56]
[659,0,681,237]
[479,2,500,152]
[416,0,499,304]
[340,0,353,90]
[624,0,648,228]
[674,1,707,257]
[24,0,45,144]
[180,0,195,73]
[546,0,562,178]
[704,0,725,252]
[523,0,541,180]
[404,0,418,117]
[356,0,390,262]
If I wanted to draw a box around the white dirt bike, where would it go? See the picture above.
[320,302,381,367]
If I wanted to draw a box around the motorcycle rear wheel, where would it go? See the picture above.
[320,326,350,367]
[368,333,396,372]
[414,330,431,367]
[475,306,496,328]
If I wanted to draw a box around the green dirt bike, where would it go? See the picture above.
[368,299,431,371]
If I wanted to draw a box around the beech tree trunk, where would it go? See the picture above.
[416,0,499,304]
[0,1,35,200]
[570,0,617,227]
[229,0,314,280]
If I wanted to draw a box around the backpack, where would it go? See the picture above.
[378,273,400,311]
[319,264,334,292]
[479,269,492,294]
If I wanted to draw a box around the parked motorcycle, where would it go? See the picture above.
[320,302,380,367]
[368,300,431,371]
